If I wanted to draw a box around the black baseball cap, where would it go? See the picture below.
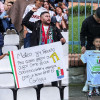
[95,7,100,18]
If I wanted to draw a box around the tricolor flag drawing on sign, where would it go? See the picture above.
[56,67,64,79]
[97,59,100,64]
[8,51,20,88]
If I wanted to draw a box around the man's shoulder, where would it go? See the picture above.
[82,15,94,25]
[84,15,93,22]
[35,20,41,27]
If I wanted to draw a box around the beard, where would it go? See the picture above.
[43,20,50,25]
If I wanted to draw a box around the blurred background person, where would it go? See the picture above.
[7,0,35,48]
[55,6,68,32]
[0,2,16,34]
[0,1,4,14]
[43,1,56,24]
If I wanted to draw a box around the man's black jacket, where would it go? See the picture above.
[80,15,100,50]
[22,10,63,47]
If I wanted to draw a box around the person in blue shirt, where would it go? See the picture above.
[0,2,16,34]
[81,37,100,97]
[88,37,100,97]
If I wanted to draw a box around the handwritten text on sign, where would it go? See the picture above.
[9,42,67,88]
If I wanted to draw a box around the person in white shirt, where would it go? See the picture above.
[43,1,57,24]
[23,0,47,48]
[43,1,54,17]
[55,6,68,32]
[58,2,68,15]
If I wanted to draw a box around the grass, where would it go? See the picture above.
[69,15,86,53]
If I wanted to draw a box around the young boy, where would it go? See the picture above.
[81,37,100,97]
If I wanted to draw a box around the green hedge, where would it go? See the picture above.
[69,5,93,16]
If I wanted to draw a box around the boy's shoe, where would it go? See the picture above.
[6,29,11,34]
[94,90,100,96]
[82,84,88,92]
[88,91,93,97]
[11,29,17,34]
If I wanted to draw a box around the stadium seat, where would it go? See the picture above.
[61,77,68,86]
[20,45,24,49]
[43,82,52,86]
[0,73,15,88]
[0,58,12,73]
[62,43,68,56]
[2,45,18,54]
[17,88,37,100]
[61,32,68,56]
[4,34,19,46]
[40,87,61,100]
[0,89,14,100]
[64,86,69,100]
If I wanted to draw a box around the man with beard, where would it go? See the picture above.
[22,7,65,47]
[23,0,47,48]
[22,7,66,98]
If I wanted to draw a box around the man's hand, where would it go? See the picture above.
[24,30,28,38]
[60,38,66,44]
[31,7,38,12]
[81,46,86,54]
[3,15,8,18]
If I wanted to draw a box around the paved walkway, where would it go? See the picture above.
[69,84,100,100]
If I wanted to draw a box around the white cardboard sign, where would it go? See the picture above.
[9,42,67,88]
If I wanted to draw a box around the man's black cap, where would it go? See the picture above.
[95,7,100,18]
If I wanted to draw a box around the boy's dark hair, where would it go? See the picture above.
[55,6,63,12]
[93,36,100,41]
[8,1,14,5]
[40,11,49,17]
[95,7,100,18]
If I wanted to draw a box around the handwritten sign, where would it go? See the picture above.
[9,42,67,88]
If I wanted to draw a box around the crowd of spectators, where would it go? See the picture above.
[0,0,68,56]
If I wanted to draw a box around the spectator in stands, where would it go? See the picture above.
[55,6,68,31]
[55,0,68,5]
[80,7,100,92]
[7,0,35,48]
[43,1,56,23]
[48,0,55,8]
[44,0,55,12]
[22,8,66,87]
[0,1,4,14]
[58,2,68,15]
[62,0,68,7]
[23,0,47,48]
[0,2,16,34]
[50,0,68,8]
